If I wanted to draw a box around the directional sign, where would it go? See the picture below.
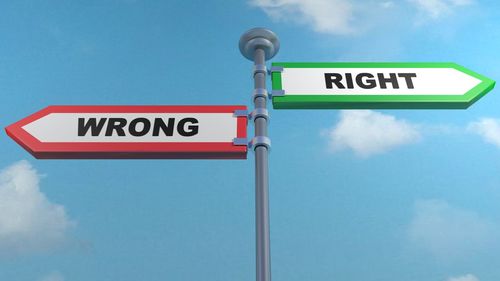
[5,105,248,159]
[271,62,495,109]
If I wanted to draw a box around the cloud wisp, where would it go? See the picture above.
[409,0,475,20]
[467,118,500,148]
[407,199,498,261]
[249,0,355,34]
[447,274,480,281]
[324,110,420,157]
[0,161,74,256]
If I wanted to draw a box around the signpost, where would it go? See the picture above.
[271,62,495,109]
[4,28,497,281]
[5,105,248,159]
[240,28,279,281]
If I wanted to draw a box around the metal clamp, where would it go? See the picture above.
[253,64,267,76]
[268,66,283,75]
[249,108,269,122]
[233,138,248,146]
[233,109,248,117]
[270,90,285,98]
[253,88,269,101]
[249,136,271,151]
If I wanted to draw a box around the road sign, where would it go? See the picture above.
[271,62,495,109]
[5,105,248,159]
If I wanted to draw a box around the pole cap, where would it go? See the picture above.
[239,28,280,61]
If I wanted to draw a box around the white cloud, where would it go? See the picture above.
[408,199,497,261]
[409,0,475,19]
[468,118,500,148]
[447,274,480,281]
[325,110,420,157]
[249,0,355,34]
[0,161,74,256]
[250,0,476,36]
[39,271,64,281]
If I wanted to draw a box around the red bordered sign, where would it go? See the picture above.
[5,105,248,159]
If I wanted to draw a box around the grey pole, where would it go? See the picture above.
[239,28,280,281]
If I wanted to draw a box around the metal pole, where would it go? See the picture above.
[254,47,271,281]
[239,28,280,281]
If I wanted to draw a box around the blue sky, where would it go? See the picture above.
[1,1,500,281]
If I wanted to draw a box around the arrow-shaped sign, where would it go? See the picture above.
[271,62,495,109]
[5,105,248,159]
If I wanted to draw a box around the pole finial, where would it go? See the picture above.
[239,28,280,61]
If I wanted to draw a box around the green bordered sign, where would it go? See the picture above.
[271,62,495,109]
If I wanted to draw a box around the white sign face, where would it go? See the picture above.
[280,68,481,95]
[23,113,237,143]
